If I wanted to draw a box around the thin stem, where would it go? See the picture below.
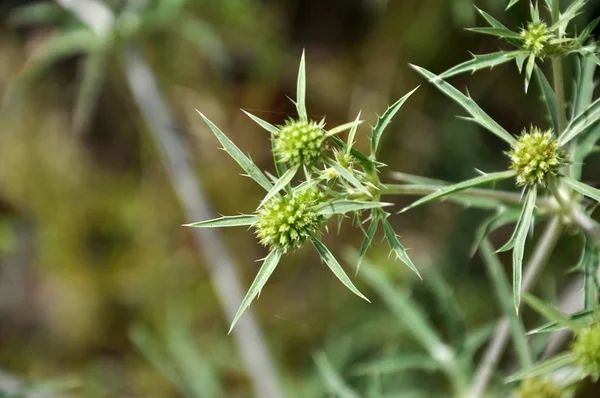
[467,217,564,398]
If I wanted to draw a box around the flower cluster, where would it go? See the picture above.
[518,377,564,398]
[507,127,566,186]
[254,188,326,253]
[273,119,326,167]
[520,21,557,57]
[571,324,600,381]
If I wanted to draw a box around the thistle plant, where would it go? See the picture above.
[187,0,600,396]
[187,52,421,331]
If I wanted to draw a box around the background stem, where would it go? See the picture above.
[467,217,563,398]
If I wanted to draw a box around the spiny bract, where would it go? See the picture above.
[507,127,566,186]
[518,377,564,398]
[571,324,600,381]
[520,21,556,57]
[254,187,326,252]
[273,119,326,167]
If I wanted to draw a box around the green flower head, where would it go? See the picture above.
[571,324,600,381]
[273,119,327,167]
[518,377,564,398]
[520,21,556,57]
[507,127,566,187]
[254,187,326,253]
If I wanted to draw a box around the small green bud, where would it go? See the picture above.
[273,119,326,167]
[507,127,566,186]
[254,187,326,253]
[520,21,556,57]
[334,150,354,169]
[518,377,564,398]
[571,324,600,380]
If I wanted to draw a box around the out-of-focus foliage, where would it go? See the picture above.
[0,0,599,397]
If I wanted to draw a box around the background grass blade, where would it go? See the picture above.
[480,239,532,368]
[313,352,361,398]
[559,96,600,145]
[534,66,558,133]
[197,111,273,191]
[505,352,577,382]
[229,249,283,332]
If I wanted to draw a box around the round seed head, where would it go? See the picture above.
[571,324,600,381]
[520,21,555,57]
[517,377,564,398]
[507,127,566,187]
[273,119,327,167]
[254,187,326,253]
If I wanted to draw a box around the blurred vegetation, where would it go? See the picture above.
[0,0,598,397]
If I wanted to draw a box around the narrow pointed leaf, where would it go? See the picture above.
[467,27,522,39]
[534,66,558,133]
[480,240,532,367]
[258,166,298,208]
[510,186,537,312]
[229,249,283,332]
[411,65,516,145]
[326,119,364,137]
[528,309,597,334]
[558,94,600,146]
[551,0,586,37]
[524,54,536,93]
[400,170,516,212]
[497,187,536,253]
[581,236,600,310]
[352,355,440,376]
[506,353,577,382]
[573,56,597,118]
[563,176,600,202]
[390,171,447,185]
[357,216,379,274]
[524,293,579,329]
[576,17,600,46]
[311,238,370,302]
[470,208,522,257]
[296,50,307,122]
[184,214,258,228]
[197,111,273,191]
[370,86,419,157]
[314,200,391,217]
[382,219,421,278]
[313,352,361,398]
[440,51,520,78]
[346,111,361,154]
[242,110,280,135]
[506,0,520,9]
[73,45,110,135]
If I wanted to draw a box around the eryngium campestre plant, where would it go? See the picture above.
[507,127,567,186]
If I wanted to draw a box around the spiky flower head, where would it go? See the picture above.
[254,187,326,253]
[507,127,566,186]
[571,324,600,380]
[518,377,564,398]
[273,119,327,167]
[520,21,556,57]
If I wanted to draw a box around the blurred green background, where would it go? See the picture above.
[0,0,598,397]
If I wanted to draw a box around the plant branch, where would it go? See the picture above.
[467,217,563,398]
